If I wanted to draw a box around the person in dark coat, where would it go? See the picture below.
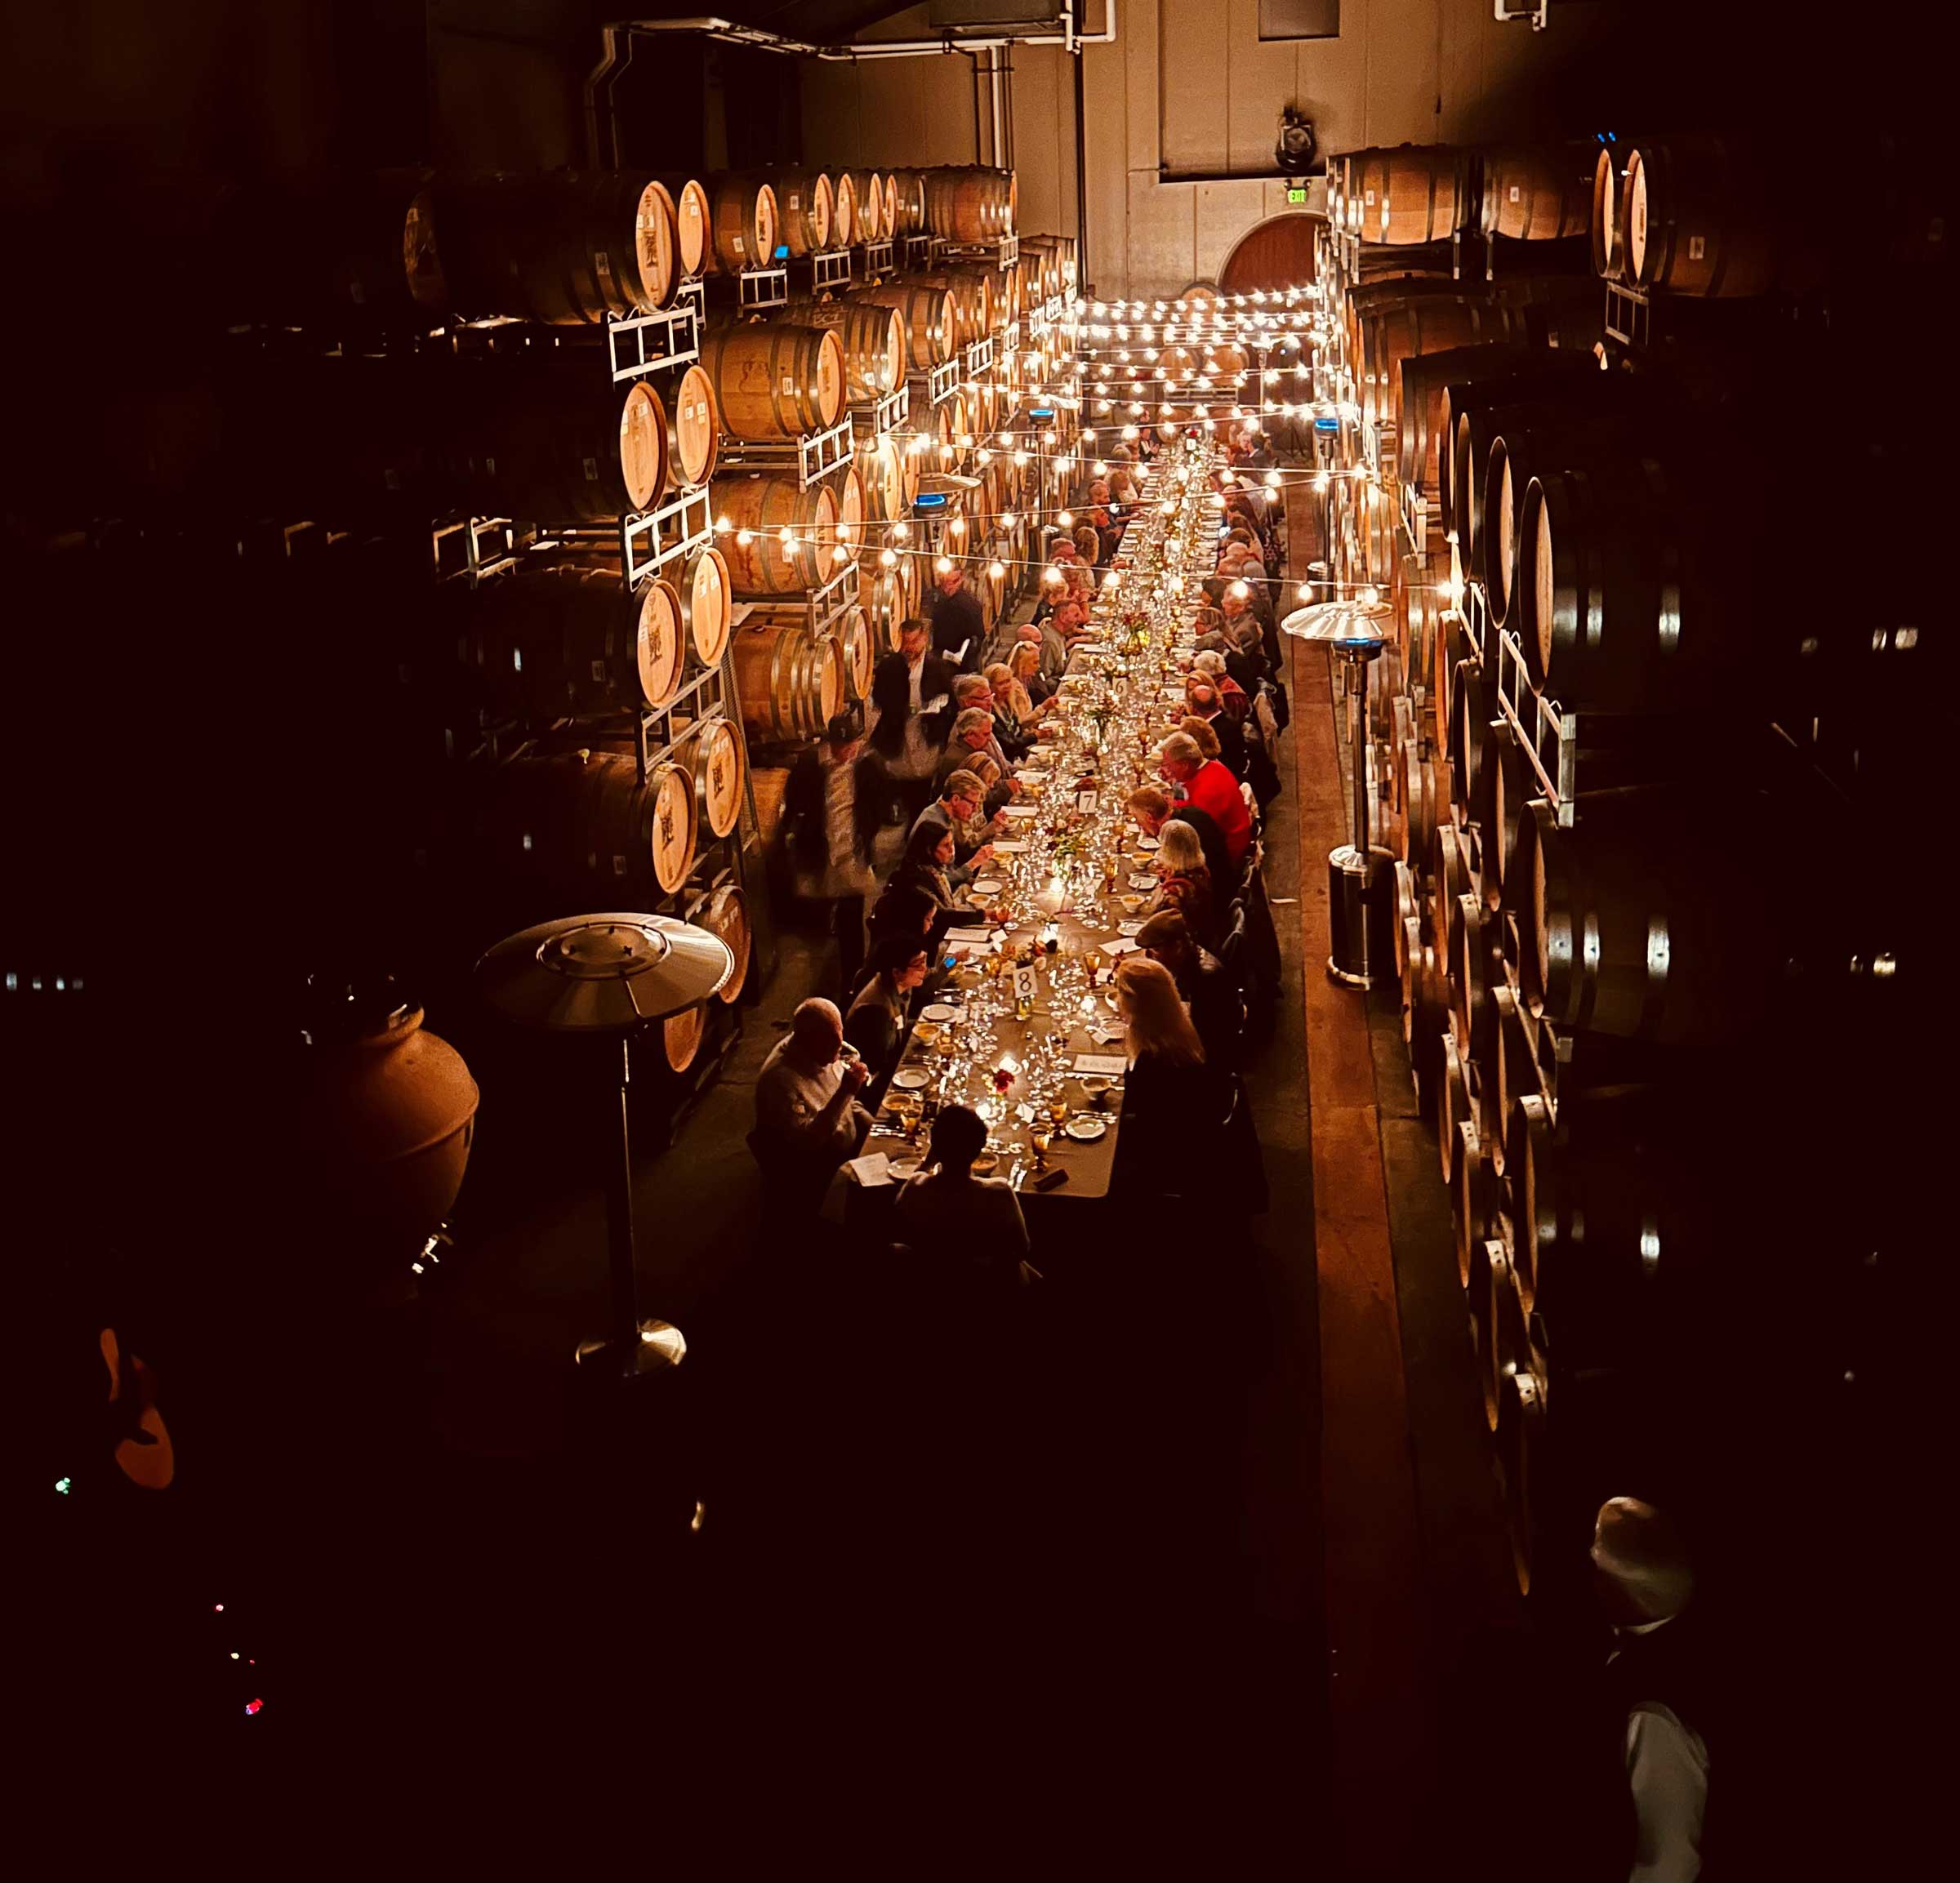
[1184,683,1249,779]
[1135,908,1243,1071]
[1125,785,1234,893]
[930,565,987,670]
[1108,957,1222,1200]
[844,933,931,1097]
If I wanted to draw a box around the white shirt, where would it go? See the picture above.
[893,1170,1030,1266]
[1614,1617,1708,1883]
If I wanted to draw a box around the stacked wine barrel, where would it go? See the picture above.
[1321,136,1934,1603]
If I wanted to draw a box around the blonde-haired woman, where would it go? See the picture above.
[1147,810,1218,947]
[1112,955,1218,1198]
[984,659,1041,759]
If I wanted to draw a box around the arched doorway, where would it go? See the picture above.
[1218,214,1322,295]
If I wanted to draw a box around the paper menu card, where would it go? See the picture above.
[1073,1053,1128,1077]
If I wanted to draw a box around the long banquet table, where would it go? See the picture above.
[844,439,1228,1212]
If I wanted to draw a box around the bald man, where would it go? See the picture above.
[753,998,874,1204]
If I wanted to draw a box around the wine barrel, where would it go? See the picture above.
[1517,793,1771,1045]
[677,542,733,666]
[712,473,838,594]
[1481,147,1594,243]
[447,364,669,520]
[1591,148,1626,282]
[860,562,908,651]
[1396,344,1539,505]
[1480,983,1538,1165]
[1624,135,1781,298]
[703,174,777,274]
[1452,1134,1500,1295]
[662,1003,706,1071]
[1481,718,1536,906]
[1349,145,1473,246]
[699,883,752,1002]
[1400,738,1447,864]
[473,563,687,717]
[887,168,927,234]
[1405,932,1450,1117]
[830,170,858,248]
[766,167,834,257]
[1450,891,1503,1061]
[1446,659,1493,821]
[425,171,682,323]
[1467,1236,1530,1434]
[1494,1367,1544,1594]
[1514,456,1713,707]
[846,282,955,368]
[1361,296,1534,434]
[854,434,907,523]
[489,750,697,902]
[750,764,791,850]
[924,165,1016,242]
[698,322,845,439]
[686,714,746,840]
[849,170,891,243]
[1439,1034,1472,1184]
[832,599,875,699]
[913,271,993,347]
[1432,357,1601,546]
[780,296,904,401]
[654,176,711,279]
[659,360,720,491]
[730,618,845,742]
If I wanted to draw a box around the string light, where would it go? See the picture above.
[935,555,954,575]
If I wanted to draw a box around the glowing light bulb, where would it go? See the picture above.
[1058,510,1074,528]
[1000,512,1016,529]
[736,528,755,547]
[832,545,849,564]
[948,516,966,536]
[893,521,910,540]
[714,514,732,533]
[1043,564,1062,585]
[880,547,898,568]
[1230,579,1250,598]
[935,555,954,575]
[988,559,1005,579]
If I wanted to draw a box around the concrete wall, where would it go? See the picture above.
[1083,0,1621,298]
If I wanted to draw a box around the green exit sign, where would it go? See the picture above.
[1286,186,1307,203]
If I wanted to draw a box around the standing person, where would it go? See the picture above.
[844,933,931,1097]
[782,710,880,993]
[930,562,987,671]
[1157,731,1252,869]
[751,998,875,1209]
[1592,1498,1713,1883]
[893,1104,1031,1284]
[866,637,947,828]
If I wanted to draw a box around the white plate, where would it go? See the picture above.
[1137,836,1160,851]
[891,1067,931,1091]
[887,1158,922,1181]
[1064,1115,1108,1142]
[970,879,1002,897]
[920,1004,956,1023]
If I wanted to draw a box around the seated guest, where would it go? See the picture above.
[931,562,987,670]
[1006,644,1054,730]
[865,881,939,970]
[1221,569,1283,677]
[985,662,1038,759]
[1158,731,1252,868]
[1179,714,1223,764]
[1125,784,1232,890]
[893,1103,1031,1284]
[1184,682,1248,778]
[935,706,1015,814]
[1106,446,1141,506]
[951,673,1016,777]
[1110,958,1219,1198]
[753,997,875,1207]
[893,821,1005,927]
[1146,817,1218,950]
[910,768,998,867]
[844,933,931,1093]
[1191,650,1250,723]
[1050,595,1093,648]
[1135,909,1242,1070]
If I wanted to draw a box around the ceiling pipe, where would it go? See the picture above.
[607,7,1116,63]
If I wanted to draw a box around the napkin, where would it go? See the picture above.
[945,927,995,946]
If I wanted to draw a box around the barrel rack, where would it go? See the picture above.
[912,357,964,408]
[931,233,1018,271]
[900,233,932,271]
[717,412,855,487]
[736,265,789,311]
[604,293,702,383]
[849,382,911,444]
[859,238,894,277]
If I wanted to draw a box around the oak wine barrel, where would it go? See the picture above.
[1591,147,1626,282]
[1494,1366,1544,1594]
[472,563,687,717]
[849,170,891,243]
[703,175,777,274]
[829,170,858,247]
[448,365,669,520]
[924,165,1016,242]
[425,171,683,323]
[677,541,733,667]
[730,617,846,742]
[886,168,928,234]
[662,1003,707,1071]
[1467,1235,1530,1434]
[780,296,904,401]
[654,176,711,279]
[1450,889,1504,1062]
[686,714,746,840]
[487,750,697,902]
[1480,146,1594,243]
[1362,296,1534,434]
[846,282,956,368]
[860,562,909,650]
[712,472,839,594]
[853,435,908,523]
[1452,1133,1500,1296]
[749,764,791,849]
[699,883,752,1001]
[698,322,845,439]
[659,360,720,491]
[1433,357,1601,546]
[766,167,834,257]
[1517,792,1772,1046]
[914,270,993,347]
[1475,716,1535,903]
[1348,145,1473,246]
[1624,135,1784,298]
[1440,1034,1472,1185]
